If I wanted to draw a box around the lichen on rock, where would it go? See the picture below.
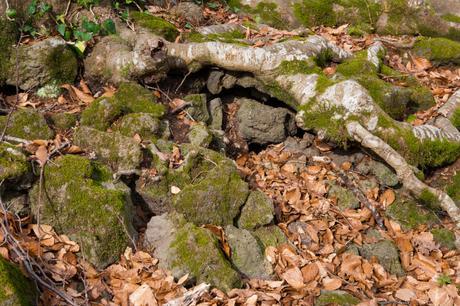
[0,108,54,140]
[360,240,405,276]
[238,190,274,230]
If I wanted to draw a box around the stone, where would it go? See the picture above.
[208,97,223,130]
[0,108,54,140]
[29,155,135,269]
[385,195,437,229]
[184,94,210,123]
[252,225,288,251]
[0,143,32,190]
[187,123,212,147]
[360,240,405,276]
[207,70,225,94]
[173,158,249,225]
[143,212,242,291]
[80,97,124,131]
[225,225,273,279]
[413,37,460,65]
[114,82,166,117]
[6,37,77,90]
[236,98,296,145]
[238,190,274,230]
[0,256,37,306]
[288,221,312,246]
[355,158,399,187]
[3,192,29,217]
[327,182,360,210]
[315,290,360,306]
[49,112,77,130]
[73,126,142,173]
[114,113,163,140]
[171,2,205,24]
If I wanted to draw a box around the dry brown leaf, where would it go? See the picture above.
[322,277,342,290]
[129,284,158,306]
[281,267,304,290]
[35,145,48,167]
[412,57,432,71]
[380,189,395,207]
[395,288,416,302]
[301,263,319,283]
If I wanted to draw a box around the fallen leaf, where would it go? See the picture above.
[301,263,319,283]
[322,277,342,290]
[380,189,396,207]
[281,267,304,289]
[395,288,416,302]
[129,284,158,306]
[35,145,48,167]
[171,186,181,194]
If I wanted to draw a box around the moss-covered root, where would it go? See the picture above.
[346,121,460,245]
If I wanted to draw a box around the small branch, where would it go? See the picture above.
[175,70,192,93]
[163,283,210,306]
[2,135,31,145]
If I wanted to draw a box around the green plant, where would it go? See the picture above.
[437,274,452,286]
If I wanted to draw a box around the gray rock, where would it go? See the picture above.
[73,126,142,173]
[7,37,77,90]
[236,98,297,145]
[252,225,288,251]
[356,158,399,187]
[360,240,405,276]
[238,190,274,230]
[0,109,54,140]
[144,212,242,291]
[208,97,223,130]
[225,225,273,279]
[184,94,210,123]
[283,136,313,153]
[172,2,205,24]
[327,182,360,210]
[29,155,135,269]
[187,123,212,147]
[114,113,163,140]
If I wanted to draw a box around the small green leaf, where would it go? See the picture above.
[75,41,87,54]
[6,8,17,18]
[40,3,52,13]
[27,0,37,15]
[74,30,93,42]
[57,24,66,37]
[185,22,193,30]
[82,19,100,33]
[102,19,116,34]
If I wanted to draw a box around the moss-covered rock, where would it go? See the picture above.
[252,225,288,251]
[0,108,54,140]
[80,97,124,131]
[113,113,163,140]
[0,257,36,306]
[413,37,460,65]
[327,182,360,210]
[114,82,166,117]
[173,158,249,225]
[29,155,135,269]
[187,123,212,148]
[238,190,274,230]
[451,108,460,130]
[183,94,210,123]
[130,11,179,41]
[0,18,18,85]
[432,228,456,250]
[315,290,360,306]
[386,196,437,229]
[143,212,242,291]
[446,172,460,204]
[73,126,142,172]
[355,159,399,187]
[360,240,405,276]
[49,112,77,130]
[0,143,32,190]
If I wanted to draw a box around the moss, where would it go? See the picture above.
[248,2,285,29]
[115,82,166,117]
[29,155,134,268]
[277,59,322,75]
[451,108,460,130]
[418,189,441,211]
[386,197,437,229]
[413,38,460,65]
[183,94,210,122]
[171,222,242,291]
[0,108,54,140]
[293,0,336,28]
[50,112,77,130]
[45,44,78,84]
[80,97,124,131]
[237,190,274,230]
[130,11,179,41]
[442,14,460,24]
[432,228,456,250]
[262,81,298,110]
[113,113,162,140]
[0,143,30,186]
[446,173,460,202]
[0,257,36,306]
[0,18,18,84]
[336,53,378,77]
[252,225,287,251]
[185,30,248,45]
[315,290,360,306]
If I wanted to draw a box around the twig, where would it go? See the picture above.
[2,135,31,145]
[175,70,192,93]
[164,283,210,306]
[64,0,72,17]
[170,101,192,114]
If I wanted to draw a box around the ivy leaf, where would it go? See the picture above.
[74,30,93,42]
[74,41,87,55]
[6,8,17,18]
[82,19,100,34]
[102,19,116,35]
[57,24,66,37]
[27,0,37,15]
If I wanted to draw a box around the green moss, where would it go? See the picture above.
[0,257,36,305]
[238,190,274,230]
[0,18,18,84]
[115,82,166,117]
[0,108,54,140]
[45,44,78,84]
[249,2,285,29]
[336,54,378,77]
[315,290,360,306]
[418,189,441,210]
[446,173,460,202]
[130,11,179,41]
[293,0,336,27]
[30,155,134,268]
[80,97,124,131]
[252,225,287,251]
[442,14,460,24]
[263,81,298,110]
[432,228,456,250]
[386,197,437,229]
[113,113,162,140]
[451,108,460,130]
[185,30,248,45]
[277,59,322,75]
[413,38,460,65]
[50,112,77,130]
[0,143,30,186]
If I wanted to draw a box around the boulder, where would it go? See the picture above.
[80,97,124,131]
[0,109,54,140]
[6,37,77,90]
[114,82,166,117]
[29,155,135,269]
[0,143,32,190]
[49,112,78,130]
[225,225,273,279]
[187,123,212,147]
[171,2,205,24]
[208,97,223,130]
[356,158,399,187]
[236,98,297,145]
[237,190,274,230]
[143,212,242,291]
[327,182,360,210]
[252,225,288,251]
[73,126,142,173]
[114,113,164,140]
[0,257,37,306]
[315,290,360,306]
[360,240,405,276]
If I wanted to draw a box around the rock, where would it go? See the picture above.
[6,37,77,90]
[0,109,54,140]
[114,113,163,140]
[80,97,124,131]
[184,94,210,123]
[3,192,29,217]
[315,290,360,306]
[413,37,460,65]
[114,82,166,117]
[74,126,142,173]
[283,135,313,153]
[29,155,135,269]
[355,158,399,187]
[385,195,437,229]
[288,221,312,246]
[236,98,296,145]
[49,112,78,130]
[238,190,274,230]
[0,256,37,306]
[173,158,249,225]
[207,70,225,94]
[252,225,288,251]
[0,143,32,190]
[360,240,405,276]
[0,18,17,85]
[208,97,223,130]
[143,212,242,291]
[171,2,205,24]
[130,11,179,41]
[187,123,212,147]
[225,225,273,279]
[327,182,360,210]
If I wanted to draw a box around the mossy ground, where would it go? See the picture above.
[386,197,437,229]
[315,290,360,306]
[130,11,179,41]
[413,38,460,65]
[0,143,30,184]
[227,0,285,29]
[0,257,36,306]
[432,228,456,250]
[451,108,460,130]
[115,82,166,117]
